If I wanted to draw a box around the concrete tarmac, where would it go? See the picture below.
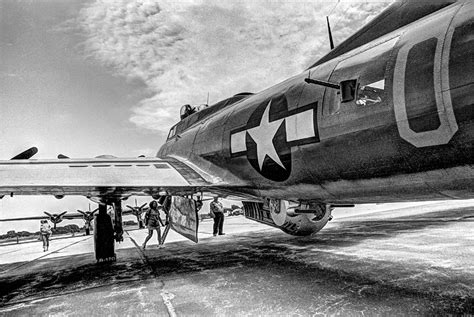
[0,201,473,316]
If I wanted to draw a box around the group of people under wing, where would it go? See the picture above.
[38,196,227,252]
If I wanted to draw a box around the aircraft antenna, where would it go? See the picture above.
[326,16,335,50]
[206,92,210,105]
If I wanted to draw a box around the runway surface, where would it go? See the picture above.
[0,201,473,316]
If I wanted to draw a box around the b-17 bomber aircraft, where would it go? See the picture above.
[76,204,99,235]
[0,210,69,229]
[123,199,149,229]
[0,0,473,262]
[0,204,113,235]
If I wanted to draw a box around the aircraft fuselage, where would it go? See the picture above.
[158,2,474,204]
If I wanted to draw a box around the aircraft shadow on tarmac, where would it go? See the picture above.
[309,206,474,248]
[1,207,473,314]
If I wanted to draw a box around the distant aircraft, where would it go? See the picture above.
[0,210,69,229]
[0,205,108,235]
[0,0,472,262]
[124,199,148,229]
[69,204,115,235]
[75,204,99,235]
[43,211,69,229]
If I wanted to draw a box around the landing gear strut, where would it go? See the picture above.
[113,199,124,243]
[94,204,115,262]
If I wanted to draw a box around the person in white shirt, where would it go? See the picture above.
[210,196,225,236]
[39,219,52,252]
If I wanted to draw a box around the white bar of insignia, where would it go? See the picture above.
[285,110,315,142]
[230,131,247,153]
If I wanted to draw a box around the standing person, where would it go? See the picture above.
[210,196,225,236]
[142,200,163,249]
[39,219,52,252]
[84,220,91,236]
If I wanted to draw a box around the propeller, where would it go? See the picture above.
[75,204,99,235]
[77,204,99,223]
[77,204,98,215]
[125,199,148,229]
[126,203,147,212]
[43,210,68,229]
[126,199,147,213]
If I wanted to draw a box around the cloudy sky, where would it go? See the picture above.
[0,0,393,231]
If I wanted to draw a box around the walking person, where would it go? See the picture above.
[158,196,171,248]
[142,200,163,249]
[210,196,225,236]
[40,219,52,252]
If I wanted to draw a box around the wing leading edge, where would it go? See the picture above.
[0,157,210,199]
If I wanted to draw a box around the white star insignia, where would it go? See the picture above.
[247,101,286,171]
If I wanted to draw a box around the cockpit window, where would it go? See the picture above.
[180,93,253,123]
[169,93,254,142]
[167,126,176,139]
[180,104,196,120]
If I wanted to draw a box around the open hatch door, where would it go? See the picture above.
[169,196,199,243]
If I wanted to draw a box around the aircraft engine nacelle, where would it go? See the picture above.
[242,199,332,236]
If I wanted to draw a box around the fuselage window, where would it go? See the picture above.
[325,36,398,115]
[355,81,384,106]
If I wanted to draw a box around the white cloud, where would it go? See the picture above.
[77,0,394,132]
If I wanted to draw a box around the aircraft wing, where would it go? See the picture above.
[0,157,213,200]
[0,155,251,244]
[122,208,149,216]
[62,213,87,220]
[0,216,46,222]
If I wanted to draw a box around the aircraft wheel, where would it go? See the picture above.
[269,199,288,226]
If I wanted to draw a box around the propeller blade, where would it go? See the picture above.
[59,211,68,217]
[44,212,52,217]
[139,203,147,209]
[126,205,134,210]
[11,147,38,160]
[77,210,86,215]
